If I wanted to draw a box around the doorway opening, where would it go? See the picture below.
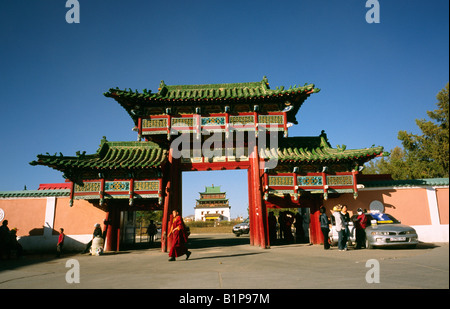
[181,169,250,247]
[120,210,163,250]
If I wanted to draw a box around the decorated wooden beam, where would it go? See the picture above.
[265,172,361,201]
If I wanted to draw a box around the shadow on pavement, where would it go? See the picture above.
[188,252,263,261]
[187,235,250,249]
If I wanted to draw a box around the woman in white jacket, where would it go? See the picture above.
[333,205,346,251]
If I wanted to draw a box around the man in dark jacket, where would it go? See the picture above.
[354,208,368,249]
[319,207,330,250]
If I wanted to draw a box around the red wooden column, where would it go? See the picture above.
[250,142,269,249]
[247,167,258,246]
[309,196,323,245]
[104,211,112,251]
[161,179,171,252]
[352,170,359,199]
[104,205,120,251]
[161,146,182,252]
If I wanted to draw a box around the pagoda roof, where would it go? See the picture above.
[261,131,386,165]
[104,77,320,125]
[200,185,224,194]
[29,138,167,173]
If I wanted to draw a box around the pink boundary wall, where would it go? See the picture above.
[0,196,106,252]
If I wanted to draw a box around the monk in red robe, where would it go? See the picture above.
[168,210,191,261]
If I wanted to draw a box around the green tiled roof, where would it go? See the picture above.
[29,138,167,173]
[103,77,320,124]
[361,178,449,188]
[260,131,386,164]
[202,185,224,194]
[0,189,70,198]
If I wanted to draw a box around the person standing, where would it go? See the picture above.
[294,212,304,243]
[278,211,285,240]
[268,212,277,244]
[333,205,346,251]
[354,208,368,249]
[83,223,103,254]
[319,207,330,250]
[147,220,157,244]
[341,205,351,249]
[56,228,65,258]
[0,220,11,259]
[168,210,191,261]
[9,228,23,258]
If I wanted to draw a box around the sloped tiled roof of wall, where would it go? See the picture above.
[29,139,167,173]
[360,178,449,188]
[0,189,70,198]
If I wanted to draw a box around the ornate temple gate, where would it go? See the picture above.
[31,77,385,251]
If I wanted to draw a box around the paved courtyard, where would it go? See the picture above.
[0,234,448,291]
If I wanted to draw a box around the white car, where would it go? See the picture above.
[232,219,250,237]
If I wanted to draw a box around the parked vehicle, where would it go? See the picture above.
[329,212,418,249]
[364,212,418,249]
[232,219,250,237]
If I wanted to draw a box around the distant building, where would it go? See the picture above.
[194,184,231,221]
[183,215,195,222]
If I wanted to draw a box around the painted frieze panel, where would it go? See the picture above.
[229,115,254,125]
[258,115,284,124]
[134,180,160,192]
[142,118,167,129]
[297,176,323,187]
[74,182,101,192]
[171,117,196,127]
[326,175,353,186]
[104,181,130,192]
[201,116,225,126]
[268,176,294,187]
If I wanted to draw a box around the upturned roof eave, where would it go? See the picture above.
[29,141,168,172]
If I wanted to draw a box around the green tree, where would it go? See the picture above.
[365,83,449,179]
[364,146,409,179]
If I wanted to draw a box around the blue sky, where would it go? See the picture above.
[0,0,448,218]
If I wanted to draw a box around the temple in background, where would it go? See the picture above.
[194,185,231,221]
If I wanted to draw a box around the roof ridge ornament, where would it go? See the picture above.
[158,80,166,92]
[262,76,269,88]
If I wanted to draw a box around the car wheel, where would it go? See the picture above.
[365,238,374,249]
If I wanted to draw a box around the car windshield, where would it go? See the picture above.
[366,213,400,224]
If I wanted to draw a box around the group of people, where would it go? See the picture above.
[319,204,368,251]
[268,211,310,244]
[0,220,23,259]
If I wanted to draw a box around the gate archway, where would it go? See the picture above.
[30,77,386,251]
